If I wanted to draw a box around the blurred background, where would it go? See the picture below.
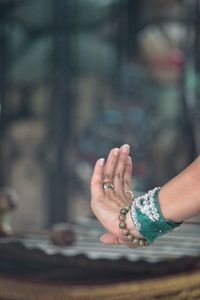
[0,0,200,233]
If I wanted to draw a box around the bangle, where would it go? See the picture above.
[118,205,148,247]
[130,187,182,244]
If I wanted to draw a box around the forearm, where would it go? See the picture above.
[159,155,200,223]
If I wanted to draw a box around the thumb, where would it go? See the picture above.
[100,232,126,245]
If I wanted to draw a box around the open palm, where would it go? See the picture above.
[90,144,143,246]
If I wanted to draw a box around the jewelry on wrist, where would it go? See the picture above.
[130,187,182,244]
[130,187,160,231]
[118,205,148,248]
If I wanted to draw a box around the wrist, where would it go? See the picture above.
[126,211,143,238]
[129,187,182,244]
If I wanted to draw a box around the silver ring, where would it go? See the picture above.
[103,182,114,190]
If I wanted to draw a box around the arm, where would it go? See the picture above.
[91,146,200,246]
[158,155,200,223]
[125,155,200,244]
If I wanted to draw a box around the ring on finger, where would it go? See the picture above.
[103,182,114,190]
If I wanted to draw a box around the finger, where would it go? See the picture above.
[113,144,130,196]
[103,148,119,184]
[123,156,133,204]
[100,233,143,248]
[91,158,105,199]
[124,156,132,190]
[100,232,126,245]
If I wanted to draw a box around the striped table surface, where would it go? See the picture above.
[1,218,199,263]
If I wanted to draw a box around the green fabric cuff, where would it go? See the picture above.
[137,189,182,244]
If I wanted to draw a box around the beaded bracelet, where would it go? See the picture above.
[118,205,148,247]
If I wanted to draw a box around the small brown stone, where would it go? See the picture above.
[132,238,139,245]
[120,208,127,215]
[118,214,126,221]
[123,229,130,236]
[126,234,134,241]
[119,222,126,229]
[139,239,144,247]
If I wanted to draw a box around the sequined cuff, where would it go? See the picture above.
[131,187,182,244]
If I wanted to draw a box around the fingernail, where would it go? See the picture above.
[121,144,130,154]
[99,158,105,166]
[113,148,119,156]
[128,156,132,163]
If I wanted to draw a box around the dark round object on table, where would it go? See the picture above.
[50,224,75,246]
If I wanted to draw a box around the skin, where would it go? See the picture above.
[91,144,200,246]
[91,144,142,246]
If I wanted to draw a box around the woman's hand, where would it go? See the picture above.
[90,144,143,246]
